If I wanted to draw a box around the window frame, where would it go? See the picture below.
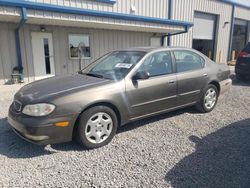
[172,49,206,74]
[68,34,91,60]
[134,50,174,78]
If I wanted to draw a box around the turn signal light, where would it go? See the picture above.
[55,121,69,127]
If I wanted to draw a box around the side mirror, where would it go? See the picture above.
[132,71,150,80]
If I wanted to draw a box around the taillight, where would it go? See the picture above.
[238,51,250,58]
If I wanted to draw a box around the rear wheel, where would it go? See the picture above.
[76,106,118,149]
[196,84,218,113]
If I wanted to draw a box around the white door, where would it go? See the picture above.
[31,32,55,80]
[193,12,216,40]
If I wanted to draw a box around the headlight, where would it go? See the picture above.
[22,103,55,116]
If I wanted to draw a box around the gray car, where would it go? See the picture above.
[8,47,232,149]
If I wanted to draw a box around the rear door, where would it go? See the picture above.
[173,50,209,106]
[125,50,177,119]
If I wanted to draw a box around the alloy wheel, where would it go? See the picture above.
[204,88,217,110]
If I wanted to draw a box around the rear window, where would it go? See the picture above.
[173,50,205,73]
[243,42,250,52]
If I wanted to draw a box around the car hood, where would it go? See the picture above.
[15,74,112,104]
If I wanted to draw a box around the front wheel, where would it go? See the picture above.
[196,84,218,113]
[76,106,118,149]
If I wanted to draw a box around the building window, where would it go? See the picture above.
[69,34,91,59]
[43,38,51,74]
[150,37,161,47]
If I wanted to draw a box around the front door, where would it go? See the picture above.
[125,51,177,119]
[31,32,55,80]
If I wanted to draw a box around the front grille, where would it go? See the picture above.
[13,100,22,112]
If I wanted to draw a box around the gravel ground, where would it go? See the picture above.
[0,76,250,187]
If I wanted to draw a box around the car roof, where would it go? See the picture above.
[115,46,211,63]
[117,46,193,53]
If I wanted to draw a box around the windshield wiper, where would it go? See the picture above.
[85,73,104,79]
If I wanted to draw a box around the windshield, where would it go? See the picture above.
[80,51,146,80]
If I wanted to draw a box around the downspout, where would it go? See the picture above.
[161,0,172,46]
[162,0,191,47]
[162,26,190,46]
[227,5,235,61]
[168,26,190,37]
[15,7,27,81]
[167,0,172,46]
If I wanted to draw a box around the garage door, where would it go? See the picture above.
[193,12,216,40]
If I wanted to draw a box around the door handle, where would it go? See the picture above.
[203,73,208,77]
[168,80,175,84]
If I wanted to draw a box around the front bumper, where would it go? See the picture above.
[8,104,77,145]
[219,78,232,95]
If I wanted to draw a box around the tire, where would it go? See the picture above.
[196,84,218,113]
[75,106,118,149]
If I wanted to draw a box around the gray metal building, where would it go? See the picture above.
[0,0,249,84]
[171,0,250,63]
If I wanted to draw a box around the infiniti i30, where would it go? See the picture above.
[8,47,232,148]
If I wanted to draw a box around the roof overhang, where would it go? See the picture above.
[0,0,193,34]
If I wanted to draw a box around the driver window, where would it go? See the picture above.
[137,51,172,77]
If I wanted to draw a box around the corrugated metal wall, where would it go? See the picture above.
[26,10,183,34]
[1,0,249,83]
[16,24,152,81]
[0,6,19,16]
[0,0,170,83]
[170,0,233,63]
[28,0,169,19]
[0,22,17,83]
[0,3,181,34]
[23,0,175,34]
[235,6,250,21]
[234,6,250,42]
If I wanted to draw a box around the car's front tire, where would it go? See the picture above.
[196,84,218,113]
[76,106,118,149]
